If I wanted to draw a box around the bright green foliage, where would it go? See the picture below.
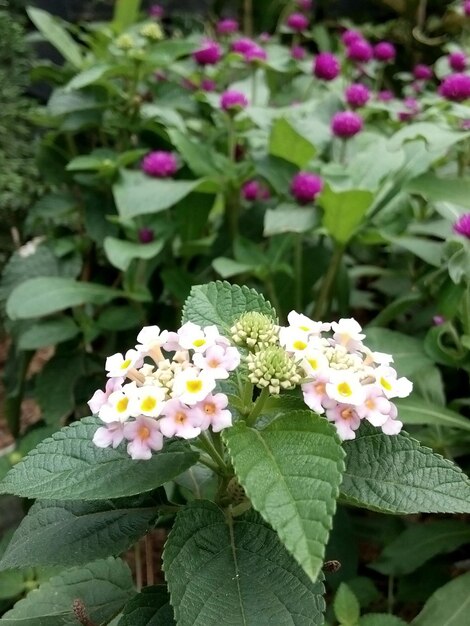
[0,500,157,569]
[359,616,407,626]
[26,7,83,68]
[224,412,345,582]
[370,520,470,575]
[163,501,325,626]
[341,426,470,514]
[182,281,277,334]
[0,557,134,625]
[320,187,374,244]
[0,417,198,500]
[119,586,175,625]
[412,572,470,626]
[334,583,361,626]
[269,118,317,168]
[104,237,165,271]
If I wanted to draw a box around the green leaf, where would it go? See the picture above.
[269,118,317,168]
[182,281,276,335]
[406,174,470,209]
[0,571,24,600]
[394,397,470,432]
[389,123,470,153]
[319,186,374,244]
[223,412,345,582]
[6,277,122,320]
[113,0,142,31]
[163,501,325,626]
[387,235,443,267]
[334,583,360,626]
[0,500,157,569]
[0,417,199,500]
[360,615,407,626]
[212,258,254,279]
[17,318,79,351]
[26,7,83,68]
[119,586,175,625]
[363,328,432,378]
[411,572,470,626]
[264,206,318,236]
[113,171,210,219]
[64,63,113,91]
[168,129,228,177]
[104,237,165,271]
[341,426,470,514]
[1,557,134,625]
[370,520,470,576]
[35,352,84,425]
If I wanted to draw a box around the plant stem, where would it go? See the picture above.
[197,432,228,472]
[145,534,154,586]
[294,234,303,312]
[251,69,258,105]
[199,455,222,474]
[387,575,395,614]
[134,542,143,592]
[246,387,269,427]
[242,380,254,414]
[243,0,253,36]
[313,244,345,319]
[339,139,348,165]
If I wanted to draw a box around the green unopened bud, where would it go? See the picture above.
[140,22,163,40]
[115,33,134,50]
[246,346,302,395]
[8,451,23,465]
[231,312,278,351]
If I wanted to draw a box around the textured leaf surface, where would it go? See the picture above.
[224,412,345,581]
[0,500,157,569]
[119,586,175,625]
[341,427,470,514]
[163,501,325,626]
[0,417,198,500]
[360,615,407,626]
[412,572,470,626]
[370,520,470,575]
[1,557,134,625]
[182,281,276,334]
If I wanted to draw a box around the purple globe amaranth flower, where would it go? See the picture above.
[461,119,470,130]
[291,44,306,60]
[242,180,270,201]
[449,51,467,72]
[413,64,433,80]
[347,39,373,63]
[286,12,309,32]
[297,0,313,10]
[291,172,324,204]
[216,18,239,35]
[439,73,470,102]
[231,37,257,54]
[314,52,340,81]
[193,40,222,66]
[433,315,446,326]
[345,83,371,108]
[142,151,178,178]
[374,41,396,62]
[465,0,470,16]
[148,4,163,18]
[244,44,267,63]
[398,97,420,122]
[454,213,470,238]
[341,29,363,46]
[259,32,271,44]
[201,78,216,92]
[377,89,394,102]
[331,111,363,138]
[138,228,154,244]
[220,90,249,111]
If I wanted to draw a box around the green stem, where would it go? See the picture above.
[196,432,228,473]
[266,277,283,320]
[313,244,345,319]
[387,575,395,614]
[294,234,303,312]
[243,0,253,36]
[242,381,254,414]
[199,455,222,474]
[251,69,258,106]
[339,139,348,165]
[246,387,269,427]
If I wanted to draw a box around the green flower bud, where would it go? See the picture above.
[246,346,302,395]
[231,312,278,351]
[115,33,134,50]
[140,22,163,40]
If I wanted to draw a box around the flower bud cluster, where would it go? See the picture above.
[89,322,240,459]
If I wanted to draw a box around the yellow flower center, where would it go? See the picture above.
[293,340,307,351]
[186,379,203,394]
[141,397,157,412]
[138,425,151,440]
[380,377,392,391]
[193,339,206,348]
[120,358,132,370]
[299,325,310,332]
[116,397,129,413]
[308,358,318,370]
[337,382,352,397]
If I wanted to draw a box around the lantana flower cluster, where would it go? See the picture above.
[231,311,413,441]
[88,323,240,459]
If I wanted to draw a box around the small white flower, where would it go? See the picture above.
[159,398,201,439]
[172,367,216,405]
[356,385,391,426]
[129,385,167,418]
[331,318,365,351]
[301,349,330,378]
[193,345,240,379]
[325,401,361,441]
[136,325,169,354]
[301,375,330,414]
[192,393,232,432]
[98,382,138,423]
[105,349,143,378]
[380,402,403,435]
[93,422,125,449]
[279,326,310,354]
[287,311,331,334]
[177,322,219,353]
[326,371,366,406]
[375,366,413,399]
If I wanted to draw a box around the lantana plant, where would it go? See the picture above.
[1,282,470,625]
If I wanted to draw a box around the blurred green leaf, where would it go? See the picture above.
[320,186,374,244]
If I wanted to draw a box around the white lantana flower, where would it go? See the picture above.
[279,326,310,354]
[136,325,169,354]
[301,349,330,378]
[287,311,331,334]
[356,385,391,426]
[172,367,216,405]
[374,366,413,399]
[326,371,366,406]
[98,382,138,423]
[193,345,240,379]
[105,349,143,378]
[177,322,219,353]
[129,385,167,418]
[331,318,365,351]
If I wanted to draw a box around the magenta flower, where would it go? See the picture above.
[148,4,163,18]
[461,119,470,130]
[142,151,179,178]
[449,51,467,72]
[465,0,470,16]
[291,44,306,60]
[314,52,340,80]
[290,172,324,204]
[331,111,363,138]
[345,83,370,108]
[377,89,394,102]
[231,37,257,54]
[297,0,313,10]
[347,39,373,63]
[286,12,309,32]
[220,90,249,111]
[244,44,267,63]
[242,180,270,201]
[124,417,163,460]
[341,29,363,46]
[193,40,222,66]
[439,73,470,102]
[259,32,271,44]
[138,228,154,244]
[398,97,420,122]
[433,315,446,326]
[216,18,239,35]
[454,213,470,238]
[413,64,433,80]
[201,78,216,92]
[374,41,396,62]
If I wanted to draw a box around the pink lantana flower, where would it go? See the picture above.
[193,345,240,379]
[193,393,232,432]
[158,398,201,439]
[93,421,125,449]
[124,416,163,460]
[324,401,361,440]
